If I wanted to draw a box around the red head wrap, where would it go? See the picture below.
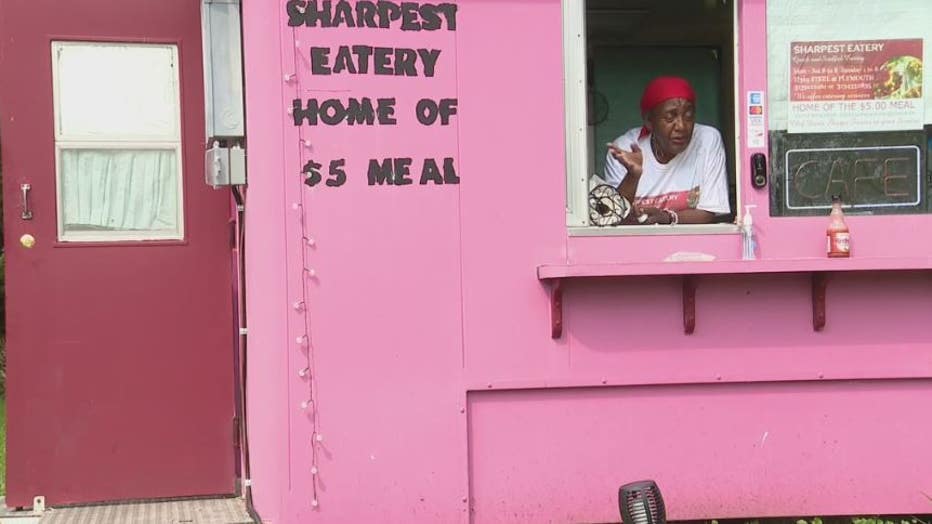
[638,76,696,138]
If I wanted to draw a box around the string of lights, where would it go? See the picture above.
[287,25,322,510]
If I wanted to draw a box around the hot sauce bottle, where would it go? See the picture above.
[827,195,850,258]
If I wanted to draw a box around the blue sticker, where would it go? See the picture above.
[749,92,762,105]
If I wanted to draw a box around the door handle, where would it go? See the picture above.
[21,183,33,220]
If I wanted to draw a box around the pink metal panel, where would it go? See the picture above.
[242,2,290,521]
[469,380,932,522]
[275,7,468,523]
[242,1,932,522]
[457,0,571,381]
[564,273,932,387]
[739,0,770,218]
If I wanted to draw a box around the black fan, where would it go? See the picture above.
[618,480,666,524]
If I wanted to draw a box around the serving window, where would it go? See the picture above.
[564,0,739,233]
[545,0,932,334]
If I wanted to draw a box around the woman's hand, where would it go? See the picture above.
[636,206,671,225]
[608,143,643,178]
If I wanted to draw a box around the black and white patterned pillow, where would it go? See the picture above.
[588,184,630,226]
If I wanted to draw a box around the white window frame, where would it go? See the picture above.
[562,0,742,236]
[51,41,185,242]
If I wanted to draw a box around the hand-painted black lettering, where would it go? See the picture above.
[286,0,457,30]
[294,98,396,126]
[368,158,395,185]
[344,98,376,125]
[438,98,457,125]
[302,159,323,187]
[352,45,373,74]
[376,1,402,28]
[373,47,393,75]
[310,47,331,75]
[304,0,334,27]
[355,1,378,28]
[420,158,444,184]
[327,159,347,187]
[416,98,457,125]
[293,99,319,126]
[416,99,438,125]
[443,157,460,184]
[394,48,418,76]
[332,0,356,27]
[418,4,441,31]
[320,99,345,125]
[400,2,421,30]
[332,46,357,74]
[316,46,436,77]
[436,3,457,30]
[286,0,308,27]
[393,158,414,185]
[417,49,441,77]
[377,98,397,125]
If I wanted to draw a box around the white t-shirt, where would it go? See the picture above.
[603,124,730,215]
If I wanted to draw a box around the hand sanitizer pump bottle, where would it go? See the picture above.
[741,204,757,260]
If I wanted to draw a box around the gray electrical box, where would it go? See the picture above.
[205,142,246,188]
[202,0,245,139]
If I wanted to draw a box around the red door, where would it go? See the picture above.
[0,0,237,506]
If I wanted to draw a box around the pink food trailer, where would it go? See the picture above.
[2,0,932,522]
[242,0,932,522]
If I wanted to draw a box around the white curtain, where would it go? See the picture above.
[59,149,179,232]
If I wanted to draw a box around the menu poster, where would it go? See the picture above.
[788,39,923,133]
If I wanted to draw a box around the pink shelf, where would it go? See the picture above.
[537,256,932,280]
[538,256,932,340]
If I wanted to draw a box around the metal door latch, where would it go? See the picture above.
[21,183,33,220]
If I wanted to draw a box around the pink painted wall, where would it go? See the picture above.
[244,1,932,522]
[242,5,289,522]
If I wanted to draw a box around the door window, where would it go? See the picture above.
[52,42,184,241]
